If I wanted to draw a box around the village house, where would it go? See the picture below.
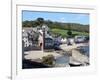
[22,24,54,50]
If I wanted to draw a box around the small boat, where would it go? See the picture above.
[69,57,82,67]
[69,63,82,67]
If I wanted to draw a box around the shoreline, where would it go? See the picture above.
[23,42,89,68]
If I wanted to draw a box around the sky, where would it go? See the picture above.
[22,10,89,25]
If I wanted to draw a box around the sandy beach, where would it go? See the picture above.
[24,51,62,60]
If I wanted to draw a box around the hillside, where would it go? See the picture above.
[22,20,89,32]
[22,20,89,37]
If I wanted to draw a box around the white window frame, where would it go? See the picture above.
[11,1,97,80]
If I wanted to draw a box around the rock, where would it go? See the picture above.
[72,49,89,64]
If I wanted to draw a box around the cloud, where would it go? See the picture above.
[60,17,67,23]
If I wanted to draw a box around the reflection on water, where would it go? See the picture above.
[55,55,69,67]
[56,56,69,64]
[78,45,89,57]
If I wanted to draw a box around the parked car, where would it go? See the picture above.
[67,38,74,45]
[85,36,89,42]
[61,38,67,44]
[53,44,61,50]
[74,36,86,43]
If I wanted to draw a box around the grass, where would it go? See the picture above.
[51,28,89,38]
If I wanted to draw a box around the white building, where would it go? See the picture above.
[22,24,54,50]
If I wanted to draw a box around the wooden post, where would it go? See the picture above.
[43,28,45,51]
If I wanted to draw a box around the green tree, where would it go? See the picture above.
[36,17,44,27]
[67,24,72,37]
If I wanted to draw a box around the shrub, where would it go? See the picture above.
[42,55,55,66]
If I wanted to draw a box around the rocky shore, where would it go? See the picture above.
[23,43,89,68]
